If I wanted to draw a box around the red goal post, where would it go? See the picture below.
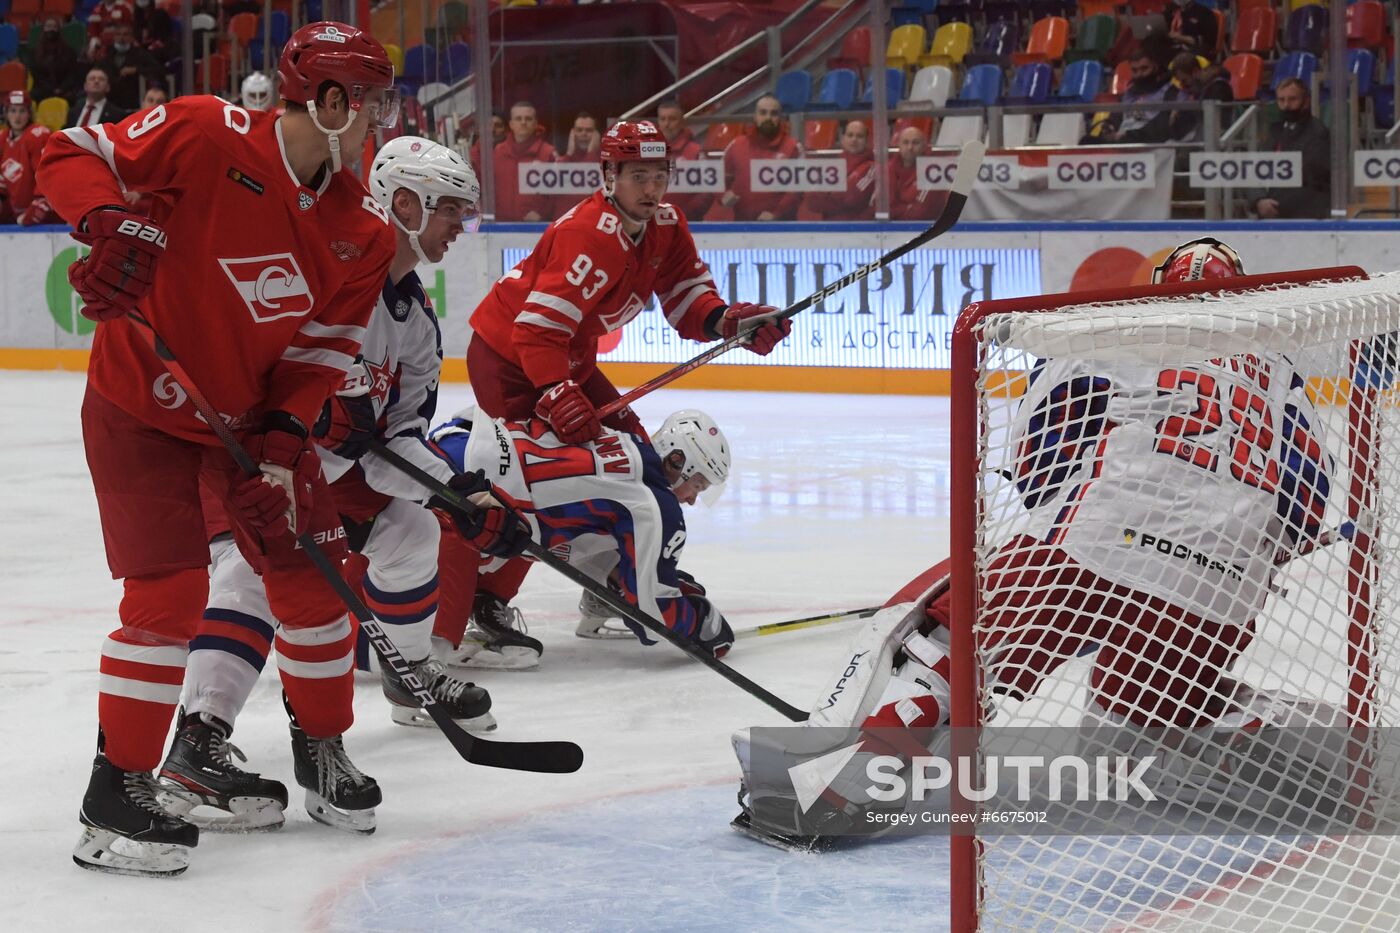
[945,266,1400,932]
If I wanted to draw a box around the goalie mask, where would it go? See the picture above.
[240,72,274,111]
[370,136,481,264]
[653,410,730,506]
[1152,237,1245,284]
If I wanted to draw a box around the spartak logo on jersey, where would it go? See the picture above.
[0,158,21,185]
[598,292,646,332]
[217,253,315,322]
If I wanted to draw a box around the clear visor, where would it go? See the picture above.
[674,472,724,507]
[358,86,401,129]
[428,197,481,232]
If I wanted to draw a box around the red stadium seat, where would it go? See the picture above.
[702,121,745,153]
[1223,52,1263,101]
[1231,6,1276,55]
[803,117,837,151]
[1347,1,1386,51]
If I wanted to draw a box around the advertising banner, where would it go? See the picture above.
[671,159,725,193]
[518,162,603,195]
[917,155,1022,191]
[749,159,847,193]
[1188,152,1302,189]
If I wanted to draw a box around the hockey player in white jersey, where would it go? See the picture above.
[427,409,736,662]
[157,137,529,834]
[731,239,1342,848]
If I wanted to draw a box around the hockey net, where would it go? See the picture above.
[948,269,1400,932]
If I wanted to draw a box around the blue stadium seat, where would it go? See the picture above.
[1272,50,1318,93]
[269,11,291,49]
[446,41,472,81]
[775,69,813,112]
[0,24,16,63]
[891,7,925,27]
[1284,5,1327,55]
[950,63,1003,107]
[1057,59,1103,105]
[861,66,906,105]
[1007,61,1052,104]
[965,18,1020,67]
[1348,47,1375,97]
[809,67,858,110]
[402,43,438,85]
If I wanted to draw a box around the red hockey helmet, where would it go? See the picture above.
[600,120,671,169]
[1151,237,1245,284]
[4,90,31,111]
[278,22,398,126]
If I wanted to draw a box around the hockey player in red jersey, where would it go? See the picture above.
[0,90,57,225]
[731,238,1340,849]
[450,118,795,667]
[40,21,400,877]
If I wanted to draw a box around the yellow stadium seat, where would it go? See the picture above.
[920,22,972,68]
[384,43,404,77]
[885,24,927,72]
[35,96,68,131]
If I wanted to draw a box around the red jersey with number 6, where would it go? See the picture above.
[469,189,727,388]
[39,96,395,443]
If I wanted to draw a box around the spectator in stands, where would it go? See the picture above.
[1248,78,1330,220]
[805,119,874,221]
[97,20,166,111]
[468,110,507,177]
[655,99,713,222]
[29,18,84,103]
[1169,54,1233,142]
[1169,0,1220,59]
[142,10,179,69]
[888,125,944,221]
[553,110,602,216]
[1090,51,1170,143]
[0,91,56,226]
[721,93,802,221]
[142,86,168,109]
[67,68,130,129]
[86,0,136,59]
[493,100,557,222]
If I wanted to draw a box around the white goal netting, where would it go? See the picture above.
[954,271,1400,932]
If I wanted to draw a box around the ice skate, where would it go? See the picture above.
[285,695,381,834]
[575,586,632,639]
[74,752,199,878]
[157,710,288,832]
[382,656,496,732]
[442,592,542,671]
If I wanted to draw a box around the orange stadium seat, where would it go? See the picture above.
[1231,6,1276,55]
[1223,52,1263,101]
[702,121,745,153]
[803,117,837,151]
[1012,16,1070,66]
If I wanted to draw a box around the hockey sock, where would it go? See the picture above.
[478,556,531,603]
[276,616,355,738]
[185,606,275,726]
[434,526,480,647]
[100,569,208,771]
[363,571,438,665]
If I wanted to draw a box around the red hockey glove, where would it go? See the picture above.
[19,195,53,227]
[68,208,166,322]
[717,302,791,356]
[230,412,317,538]
[430,470,533,559]
[535,380,603,444]
[312,361,378,459]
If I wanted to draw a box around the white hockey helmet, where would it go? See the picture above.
[653,409,730,505]
[370,135,481,264]
[240,72,274,111]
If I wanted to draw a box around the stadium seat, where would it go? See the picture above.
[1223,52,1263,101]
[1036,110,1084,145]
[228,12,257,45]
[905,64,953,107]
[0,24,16,63]
[885,24,926,72]
[10,0,38,14]
[861,67,905,105]
[384,43,404,77]
[1346,1,1384,51]
[803,117,837,151]
[702,121,746,152]
[35,94,65,130]
[890,7,925,28]
[1272,50,1318,93]
[935,111,984,146]
[40,0,72,14]
[1283,5,1327,55]
[0,60,28,93]
[1067,13,1118,64]
[402,43,438,86]
[810,67,859,110]
[60,19,84,55]
[920,22,971,67]
[1058,58,1103,105]
[1012,15,1069,66]
[446,41,471,81]
[827,26,871,75]
[268,10,290,48]
[202,51,229,93]
[439,0,469,37]
[894,114,934,139]
[1007,62,1052,104]
[775,69,812,112]
[1110,59,1131,96]
[1288,0,1320,9]
[952,62,1003,107]
[965,19,1020,67]
[1347,47,1375,97]
[1126,0,1167,12]
[1231,6,1276,55]
[1078,0,1117,16]
[1236,0,1272,13]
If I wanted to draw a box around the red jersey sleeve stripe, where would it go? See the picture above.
[666,283,716,325]
[280,344,356,372]
[298,319,367,344]
[60,123,126,191]
[660,272,713,304]
[514,310,576,334]
[525,290,585,323]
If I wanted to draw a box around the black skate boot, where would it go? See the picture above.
[381,657,496,732]
[74,746,199,878]
[284,694,381,835]
[157,710,289,832]
[442,591,543,671]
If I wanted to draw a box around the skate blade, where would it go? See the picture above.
[444,645,540,672]
[72,826,191,877]
[304,790,376,835]
[729,812,833,854]
[390,705,498,733]
[157,787,286,833]
[574,618,633,640]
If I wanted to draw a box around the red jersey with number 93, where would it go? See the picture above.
[469,189,726,388]
[39,96,395,443]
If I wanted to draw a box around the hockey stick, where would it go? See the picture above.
[126,313,584,775]
[366,439,810,722]
[597,138,988,419]
[733,604,883,641]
